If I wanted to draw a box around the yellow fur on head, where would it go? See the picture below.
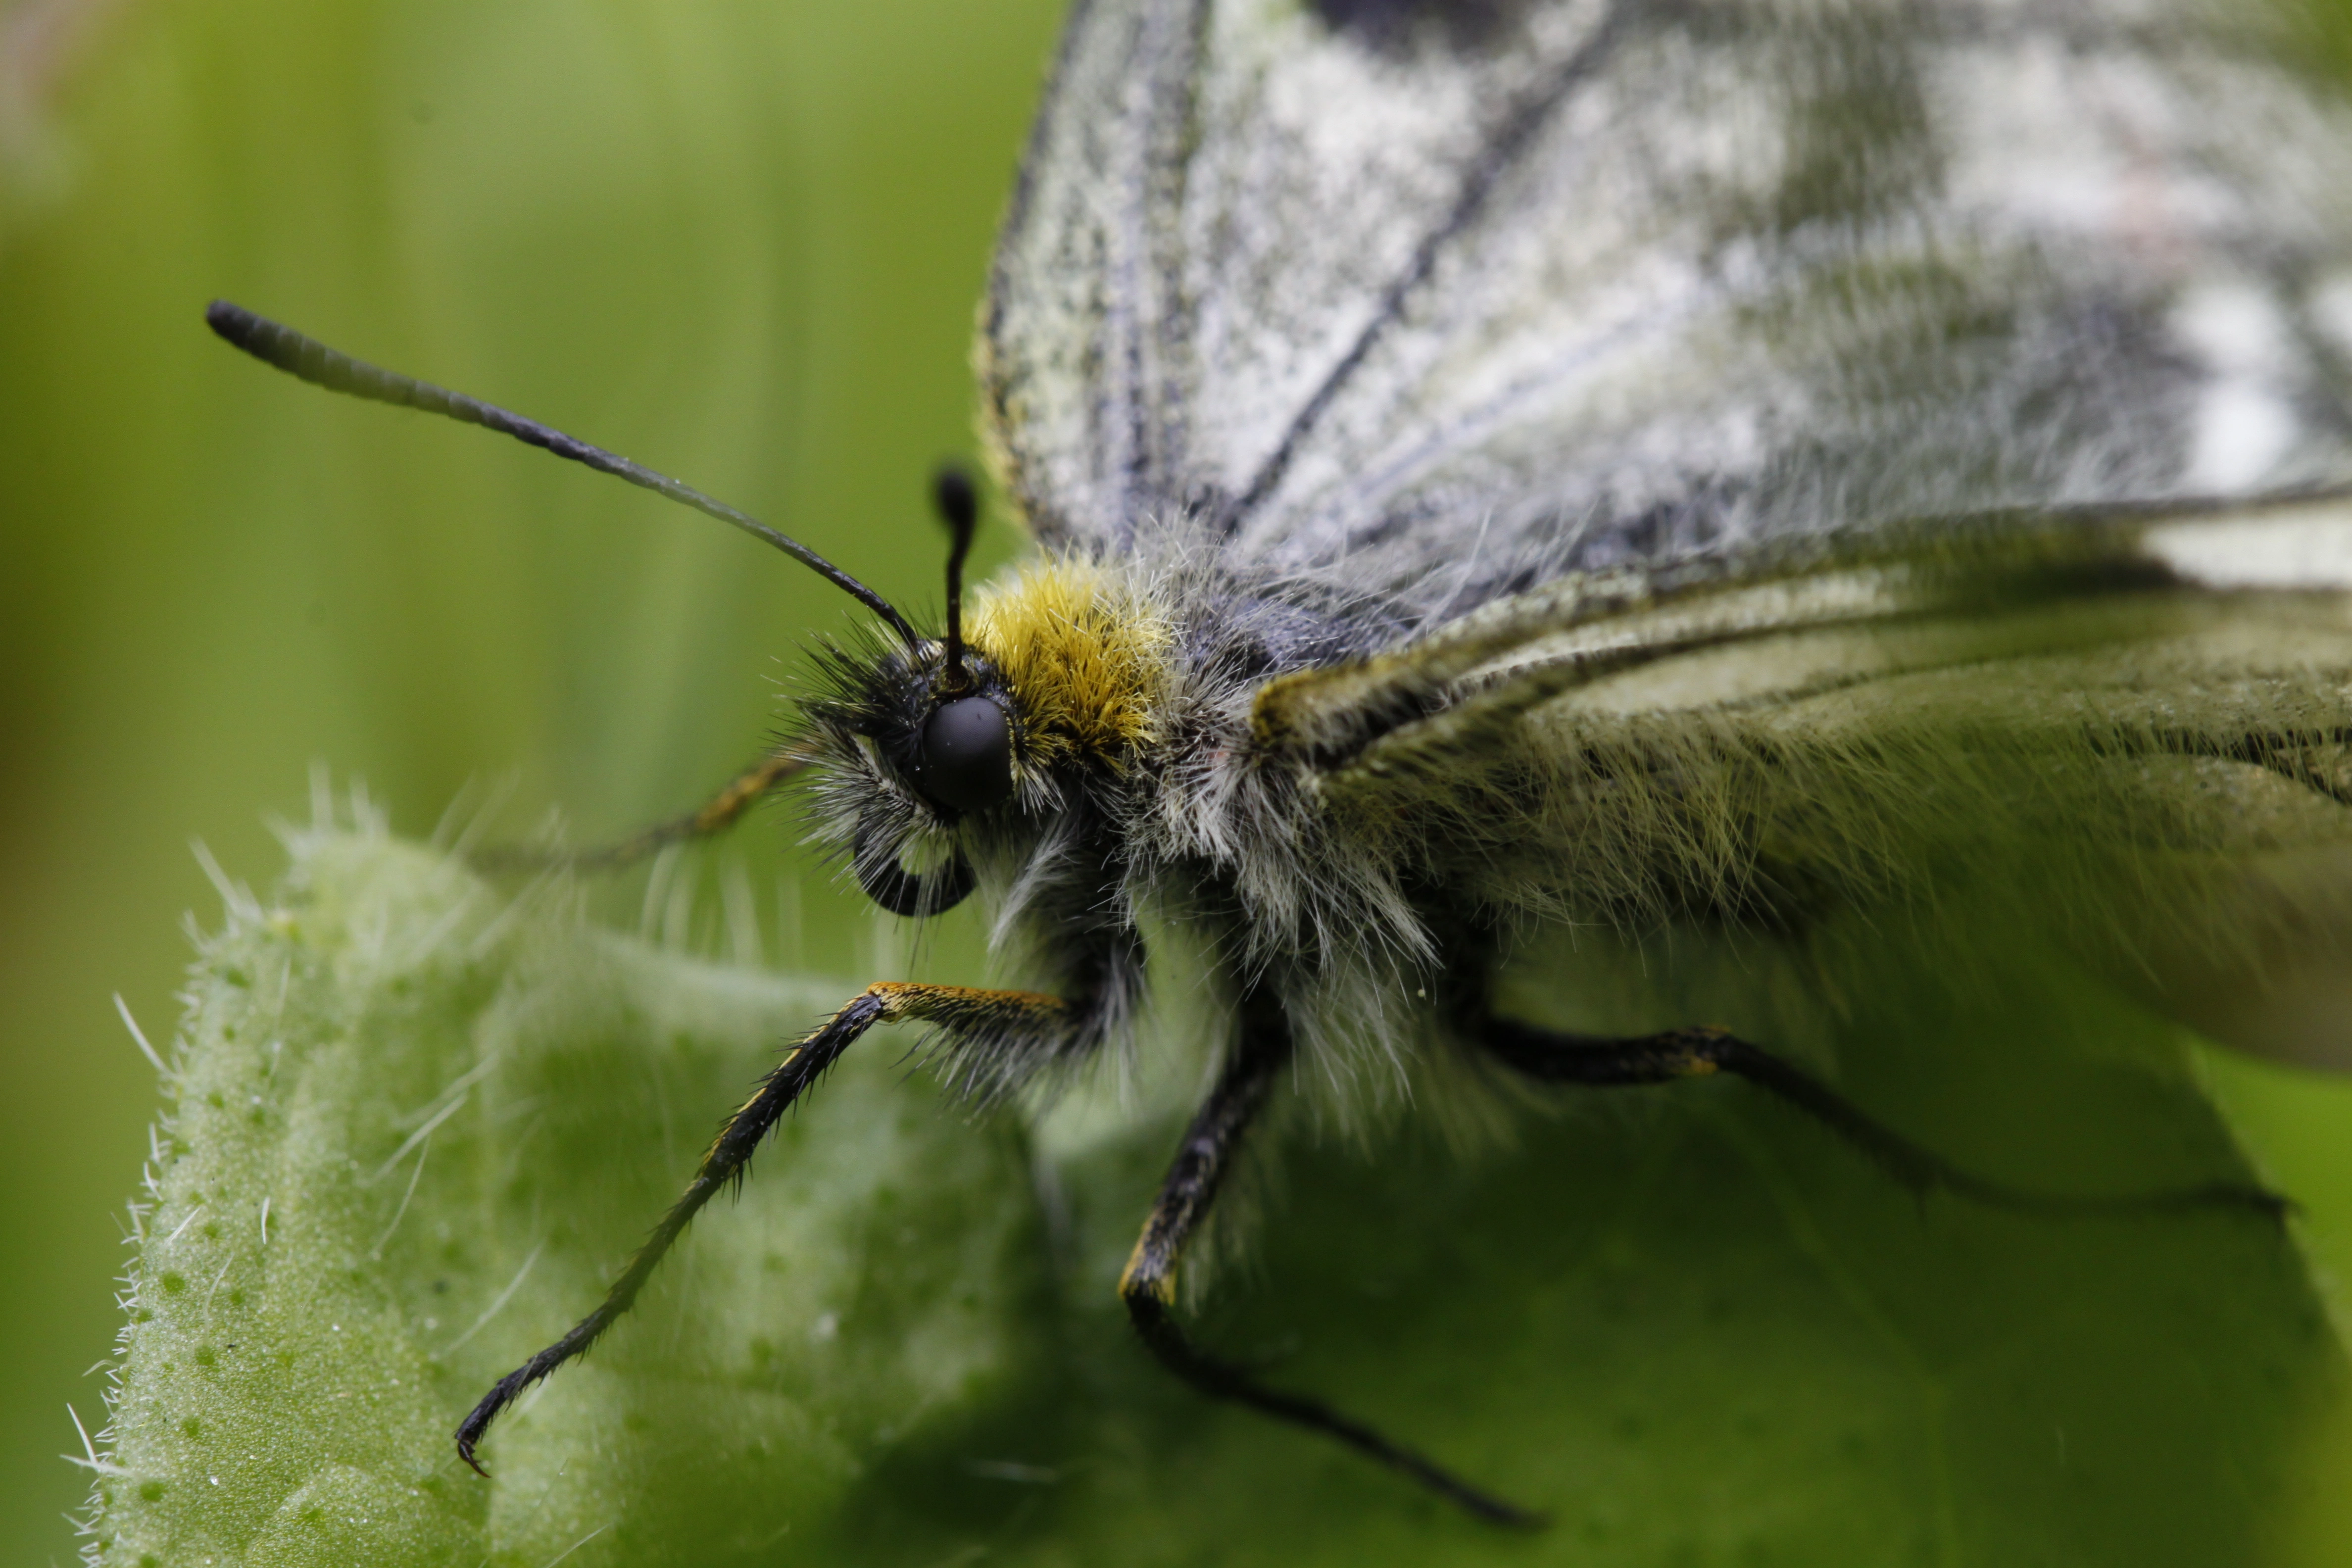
[968,562,1171,767]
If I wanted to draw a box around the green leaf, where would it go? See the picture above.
[87,815,2342,1566]
[86,817,1053,1566]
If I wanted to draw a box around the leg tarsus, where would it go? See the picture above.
[1706,1032,2291,1223]
[1123,1290,1546,1528]
[1482,1019,2291,1226]
[471,745,810,875]
[1120,992,1544,1528]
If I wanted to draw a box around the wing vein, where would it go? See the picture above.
[1217,0,1638,535]
[982,0,1111,538]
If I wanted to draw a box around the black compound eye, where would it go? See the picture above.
[914,695,1013,814]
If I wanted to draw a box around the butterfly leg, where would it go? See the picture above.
[454,979,1066,1474]
[473,745,810,872]
[1118,990,1543,1527]
[1477,1016,2290,1223]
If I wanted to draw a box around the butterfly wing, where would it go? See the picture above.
[1253,493,2352,1065]
[990,0,2352,1060]
[985,0,2352,624]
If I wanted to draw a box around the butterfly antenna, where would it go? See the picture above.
[931,463,980,693]
[204,300,922,650]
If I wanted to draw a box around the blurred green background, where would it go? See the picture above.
[17,1,2352,1564]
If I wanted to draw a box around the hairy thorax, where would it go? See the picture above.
[968,561,1174,772]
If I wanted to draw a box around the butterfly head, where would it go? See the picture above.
[801,522,1173,916]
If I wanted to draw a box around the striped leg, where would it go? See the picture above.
[455,980,1066,1472]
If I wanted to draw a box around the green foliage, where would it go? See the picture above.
[89,813,1049,1565]
[87,812,2346,1566]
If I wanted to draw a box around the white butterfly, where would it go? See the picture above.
[212,0,2352,1525]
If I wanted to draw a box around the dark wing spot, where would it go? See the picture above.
[1309,0,1539,57]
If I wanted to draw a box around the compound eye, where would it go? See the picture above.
[915,695,1013,814]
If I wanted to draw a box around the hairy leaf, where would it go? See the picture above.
[86,817,2342,1566]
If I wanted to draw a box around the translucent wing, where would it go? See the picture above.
[984,0,2352,625]
[1256,493,2352,1065]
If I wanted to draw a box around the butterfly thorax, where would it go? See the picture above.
[797,543,1449,1075]
[966,561,1174,773]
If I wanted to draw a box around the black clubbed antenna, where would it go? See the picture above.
[931,463,980,693]
[205,300,922,651]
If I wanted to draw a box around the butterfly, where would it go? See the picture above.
[209,0,2352,1526]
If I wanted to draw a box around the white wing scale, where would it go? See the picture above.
[988,0,2352,624]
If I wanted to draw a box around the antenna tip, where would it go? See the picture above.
[931,464,978,537]
[206,300,291,370]
[205,298,255,343]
